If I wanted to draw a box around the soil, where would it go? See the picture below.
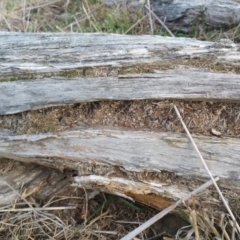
[1,100,240,138]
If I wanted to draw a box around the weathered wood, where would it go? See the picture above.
[1,126,231,209]
[0,161,70,206]
[1,127,240,189]
[1,32,240,209]
[71,175,192,209]
[104,0,240,32]
[0,32,239,80]
[1,69,240,115]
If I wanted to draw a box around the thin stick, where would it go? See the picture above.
[147,0,153,35]
[144,4,174,37]
[93,230,117,235]
[4,181,36,213]
[124,15,148,34]
[0,206,76,212]
[82,4,99,32]
[121,177,219,240]
[174,105,240,234]
[83,187,88,226]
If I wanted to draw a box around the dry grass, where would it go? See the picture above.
[1,0,240,239]
[175,195,240,240]
[0,0,147,34]
[1,0,240,41]
[0,171,160,240]
[1,179,238,239]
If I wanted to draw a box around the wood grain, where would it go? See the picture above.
[1,127,240,188]
[1,69,240,115]
[0,32,239,78]
[0,163,69,206]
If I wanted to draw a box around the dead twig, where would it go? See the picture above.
[144,4,174,37]
[146,0,153,35]
[121,177,219,240]
[124,14,148,34]
[0,206,76,212]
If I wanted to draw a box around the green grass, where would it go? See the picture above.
[0,0,148,34]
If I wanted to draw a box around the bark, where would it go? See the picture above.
[104,0,240,32]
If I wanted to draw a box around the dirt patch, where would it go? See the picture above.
[1,100,240,138]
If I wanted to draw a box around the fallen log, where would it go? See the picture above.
[104,0,240,32]
[0,126,240,208]
[1,32,240,209]
[1,126,240,182]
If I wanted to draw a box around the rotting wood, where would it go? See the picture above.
[104,0,240,32]
[120,177,219,240]
[71,175,184,209]
[1,126,240,190]
[2,126,239,209]
[1,32,240,209]
[0,32,239,81]
[0,162,70,206]
[1,69,240,115]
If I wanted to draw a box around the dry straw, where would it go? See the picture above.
[121,177,219,240]
[122,105,240,239]
[144,4,174,37]
[173,105,240,235]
